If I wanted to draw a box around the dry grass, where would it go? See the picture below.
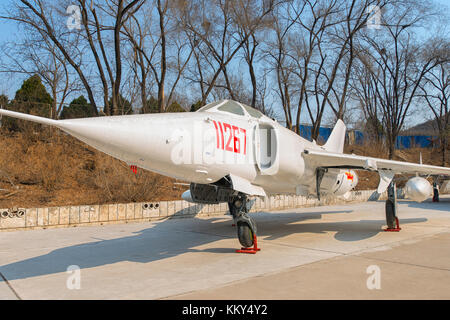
[92,154,177,203]
[0,130,183,208]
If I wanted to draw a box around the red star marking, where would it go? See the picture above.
[345,172,354,181]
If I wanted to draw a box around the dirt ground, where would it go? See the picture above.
[0,129,448,209]
[0,130,184,208]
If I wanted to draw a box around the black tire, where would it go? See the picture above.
[237,222,254,248]
[385,200,396,229]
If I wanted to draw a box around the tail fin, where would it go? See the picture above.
[323,119,346,153]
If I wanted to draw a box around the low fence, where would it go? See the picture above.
[0,190,386,231]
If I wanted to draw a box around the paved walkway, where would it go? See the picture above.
[1,197,449,299]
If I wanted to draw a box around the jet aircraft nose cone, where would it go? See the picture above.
[57,112,215,182]
[58,113,187,159]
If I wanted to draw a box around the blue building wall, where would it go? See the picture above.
[395,135,436,149]
[298,125,332,143]
[298,124,436,149]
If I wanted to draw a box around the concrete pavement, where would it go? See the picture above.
[1,196,449,299]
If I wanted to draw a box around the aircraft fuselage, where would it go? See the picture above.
[58,111,319,195]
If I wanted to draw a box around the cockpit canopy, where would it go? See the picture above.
[197,100,265,119]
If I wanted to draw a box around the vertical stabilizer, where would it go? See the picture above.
[323,119,346,153]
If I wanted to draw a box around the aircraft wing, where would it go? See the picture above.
[303,149,450,177]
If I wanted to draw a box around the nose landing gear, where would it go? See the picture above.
[228,194,261,254]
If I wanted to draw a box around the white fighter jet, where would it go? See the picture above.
[1,100,449,252]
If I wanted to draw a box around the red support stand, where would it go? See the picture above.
[236,235,261,254]
[384,217,401,232]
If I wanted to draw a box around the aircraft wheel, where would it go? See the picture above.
[385,200,396,229]
[237,222,254,248]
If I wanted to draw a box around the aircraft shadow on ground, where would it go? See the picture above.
[0,206,427,281]
[398,198,450,213]
[258,211,426,242]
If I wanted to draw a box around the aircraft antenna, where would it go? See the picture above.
[416,152,423,177]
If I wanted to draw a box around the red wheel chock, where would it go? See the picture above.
[236,235,261,254]
[384,217,401,232]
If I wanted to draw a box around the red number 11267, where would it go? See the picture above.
[212,120,247,155]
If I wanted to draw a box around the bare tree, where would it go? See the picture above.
[350,54,384,141]
[296,0,388,138]
[356,2,447,159]
[233,0,274,108]
[123,8,154,112]
[1,0,146,116]
[419,60,450,165]
[265,0,386,138]
[289,0,338,136]
[0,26,81,119]
[123,0,194,112]
[265,2,300,130]
[176,0,278,105]
[76,0,145,115]
[1,0,100,115]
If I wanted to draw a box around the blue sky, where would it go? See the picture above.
[0,0,448,128]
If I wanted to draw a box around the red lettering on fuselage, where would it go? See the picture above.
[212,120,220,149]
[213,121,247,155]
[218,121,224,149]
[223,123,234,152]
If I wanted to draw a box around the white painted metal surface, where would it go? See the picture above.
[404,177,433,202]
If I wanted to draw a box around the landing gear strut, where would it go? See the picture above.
[432,181,440,202]
[384,181,401,232]
[228,194,260,254]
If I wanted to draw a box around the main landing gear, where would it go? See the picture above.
[432,181,440,202]
[228,194,260,254]
[384,181,401,232]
